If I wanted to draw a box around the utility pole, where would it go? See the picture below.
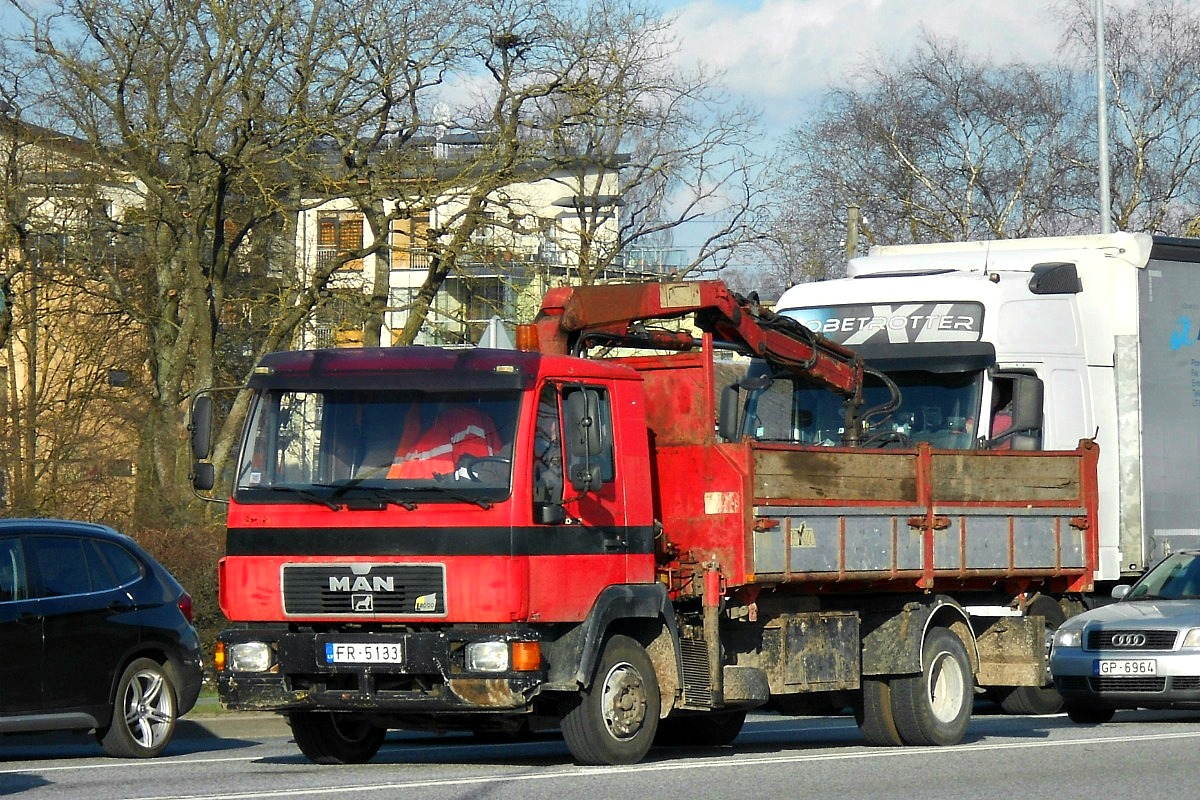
[1096,0,1112,233]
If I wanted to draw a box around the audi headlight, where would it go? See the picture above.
[466,641,510,672]
[226,641,276,673]
[1181,628,1200,648]
[1054,629,1083,649]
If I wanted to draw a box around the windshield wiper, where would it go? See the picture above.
[267,486,342,510]
[320,481,418,511]
[423,480,493,510]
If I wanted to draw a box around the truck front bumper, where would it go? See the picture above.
[217,627,546,714]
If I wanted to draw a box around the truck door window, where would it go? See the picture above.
[533,385,564,506]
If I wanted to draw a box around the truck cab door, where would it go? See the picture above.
[528,383,633,615]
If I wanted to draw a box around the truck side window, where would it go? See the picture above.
[533,386,564,505]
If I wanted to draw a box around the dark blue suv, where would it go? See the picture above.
[0,519,204,757]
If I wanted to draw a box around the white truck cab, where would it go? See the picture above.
[776,232,1200,585]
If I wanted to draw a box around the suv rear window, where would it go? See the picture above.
[92,540,144,588]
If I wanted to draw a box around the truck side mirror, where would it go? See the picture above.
[718,384,741,442]
[191,461,216,492]
[564,389,605,492]
[190,395,214,460]
[1008,375,1044,451]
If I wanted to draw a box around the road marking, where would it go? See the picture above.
[19,726,1198,800]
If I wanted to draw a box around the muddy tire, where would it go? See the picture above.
[997,596,1067,715]
[288,711,387,764]
[561,634,660,765]
[890,627,973,746]
[855,677,904,746]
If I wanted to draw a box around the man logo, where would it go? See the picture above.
[329,575,395,592]
[352,594,374,612]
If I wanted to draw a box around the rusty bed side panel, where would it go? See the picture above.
[744,442,1099,593]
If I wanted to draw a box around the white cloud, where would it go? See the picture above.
[667,0,1114,123]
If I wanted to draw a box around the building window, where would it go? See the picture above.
[390,215,430,271]
[317,214,364,272]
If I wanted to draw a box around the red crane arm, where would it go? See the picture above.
[532,280,864,399]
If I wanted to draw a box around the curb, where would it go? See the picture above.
[176,710,291,740]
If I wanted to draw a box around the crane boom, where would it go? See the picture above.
[532,280,865,400]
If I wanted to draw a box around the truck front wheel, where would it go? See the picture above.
[889,627,972,746]
[287,711,387,764]
[561,634,661,765]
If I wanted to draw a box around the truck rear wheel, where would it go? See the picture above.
[996,596,1067,715]
[561,634,661,765]
[287,711,387,764]
[889,627,972,746]
[855,678,904,746]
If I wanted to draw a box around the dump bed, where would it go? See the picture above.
[625,348,1099,597]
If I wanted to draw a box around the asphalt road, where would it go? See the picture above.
[4,707,1200,800]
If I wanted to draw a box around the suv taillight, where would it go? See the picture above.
[178,591,194,624]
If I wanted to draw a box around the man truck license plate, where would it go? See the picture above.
[325,642,403,664]
[1095,659,1156,675]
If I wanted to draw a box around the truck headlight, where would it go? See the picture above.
[226,641,276,672]
[466,641,510,672]
[1054,629,1082,649]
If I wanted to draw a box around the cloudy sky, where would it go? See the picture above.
[662,0,1125,132]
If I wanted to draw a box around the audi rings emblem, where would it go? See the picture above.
[1110,633,1147,647]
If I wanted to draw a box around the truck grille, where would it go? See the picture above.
[680,638,712,707]
[282,563,446,617]
[1086,629,1178,650]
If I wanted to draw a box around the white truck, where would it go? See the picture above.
[777,232,1200,591]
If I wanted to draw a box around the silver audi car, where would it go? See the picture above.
[1051,549,1200,723]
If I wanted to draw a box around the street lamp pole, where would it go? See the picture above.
[1096,0,1112,233]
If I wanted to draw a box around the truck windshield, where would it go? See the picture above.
[235,389,520,505]
[741,366,982,449]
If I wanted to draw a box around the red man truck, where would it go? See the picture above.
[192,280,1098,765]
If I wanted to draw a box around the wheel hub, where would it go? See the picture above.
[601,662,647,739]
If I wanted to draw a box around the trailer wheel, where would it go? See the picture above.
[855,678,904,746]
[655,710,746,747]
[287,711,387,764]
[996,596,1067,715]
[561,634,660,765]
[890,627,973,746]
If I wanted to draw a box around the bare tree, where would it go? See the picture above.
[7,0,376,517]
[773,34,1093,278]
[3,0,776,515]
[528,0,773,284]
[0,101,144,518]
[1060,0,1200,233]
